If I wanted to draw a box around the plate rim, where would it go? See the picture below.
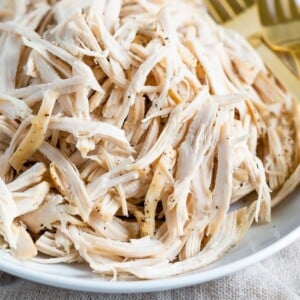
[0,225,299,293]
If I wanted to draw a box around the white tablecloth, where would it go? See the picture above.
[0,239,299,300]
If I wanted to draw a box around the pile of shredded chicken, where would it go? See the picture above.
[0,0,299,280]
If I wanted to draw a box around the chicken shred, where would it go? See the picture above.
[0,0,299,279]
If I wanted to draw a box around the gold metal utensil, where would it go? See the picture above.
[205,0,300,99]
[257,0,300,52]
[257,0,300,77]
[205,0,255,23]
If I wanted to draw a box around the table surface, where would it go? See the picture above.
[0,239,299,300]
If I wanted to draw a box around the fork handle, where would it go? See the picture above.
[255,42,300,100]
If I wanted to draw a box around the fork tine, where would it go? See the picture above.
[243,0,255,7]
[257,0,275,26]
[217,0,236,19]
[205,0,233,23]
[204,0,223,23]
[235,0,248,9]
[288,0,300,19]
[226,0,244,14]
[274,0,287,21]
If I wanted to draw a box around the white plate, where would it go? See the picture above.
[0,186,299,293]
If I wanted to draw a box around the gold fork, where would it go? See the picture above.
[204,0,260,37]
[257,0,300,77]
[205,0,300,99]
[257,0,300,52]
[205,0,255,22]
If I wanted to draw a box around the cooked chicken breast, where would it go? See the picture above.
[0,0,298,279]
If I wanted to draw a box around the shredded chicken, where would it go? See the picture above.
[0,0,299,279]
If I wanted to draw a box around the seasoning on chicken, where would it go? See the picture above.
[0,0,298,280]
